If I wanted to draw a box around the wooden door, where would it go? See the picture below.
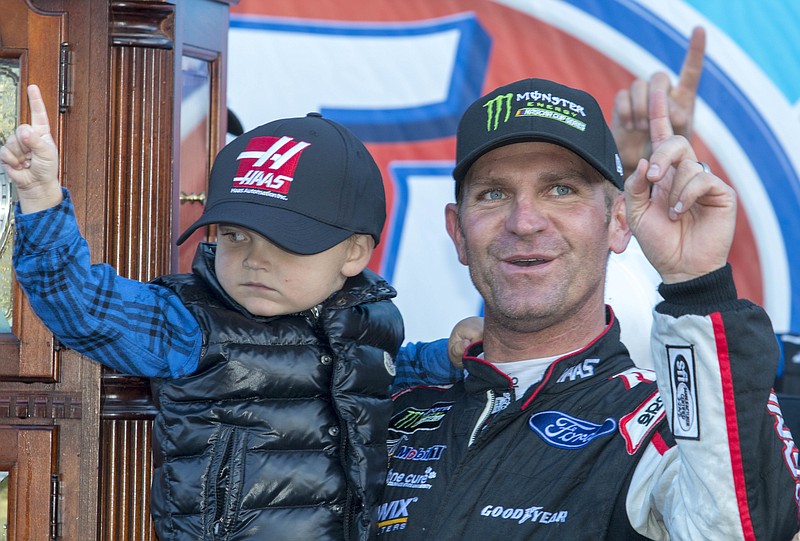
[0,1,105,539]
[0,0,232,539]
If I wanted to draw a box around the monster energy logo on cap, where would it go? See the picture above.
[453,77,625,191]
[483,92,587,132]
[484,93,513,131]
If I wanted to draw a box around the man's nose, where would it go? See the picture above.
[506,196,548,236]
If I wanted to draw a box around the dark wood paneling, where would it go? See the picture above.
[100,418,156,541]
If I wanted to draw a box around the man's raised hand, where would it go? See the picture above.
[624,88,736,285]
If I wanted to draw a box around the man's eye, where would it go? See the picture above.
[551,185,573,196]
[482,189,504,201]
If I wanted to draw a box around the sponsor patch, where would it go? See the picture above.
[492,391,512,414]
[483,90,588,133]
[232,136,310,199]
[389,401,454,434]
[391,440,447,462]
[386,467,437,490]
[556,358,600,383]
[378,497,418,534]
[612,367,656,389]
[528,411,616,449]
[479,503,568,525]
[619,390,665,455]
[666,345,700,440]
[514,106,586,131]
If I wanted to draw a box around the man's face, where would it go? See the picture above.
[446,142,630,334]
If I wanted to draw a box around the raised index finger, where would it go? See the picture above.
[27,84,52,135]
[673,26,705,107]
[649,88,673,149]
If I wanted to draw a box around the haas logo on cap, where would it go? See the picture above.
[232,136,310,199]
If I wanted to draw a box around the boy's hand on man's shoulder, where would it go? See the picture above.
[448,316,484,368]
[0,84,63,213]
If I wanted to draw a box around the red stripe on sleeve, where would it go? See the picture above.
[651,431,671,455]
[712,312,756,540]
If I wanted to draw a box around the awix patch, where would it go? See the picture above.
[377,497,418,534]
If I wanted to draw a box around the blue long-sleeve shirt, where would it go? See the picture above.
[13,189,459,389]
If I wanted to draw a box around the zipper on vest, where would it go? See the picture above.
[212,430,236,539]
[468,390,496,447]
[329,354,357,540]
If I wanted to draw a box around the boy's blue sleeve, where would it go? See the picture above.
[392,339,463,391]
[13,188,202,378]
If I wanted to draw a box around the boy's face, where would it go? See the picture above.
[214,225,370,317]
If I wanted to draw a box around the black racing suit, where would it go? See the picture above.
[377,266,800,540]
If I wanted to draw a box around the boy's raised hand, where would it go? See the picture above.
[0,84,62,213]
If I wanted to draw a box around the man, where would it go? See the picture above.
[376,77,799,539]
[443,27,707,368]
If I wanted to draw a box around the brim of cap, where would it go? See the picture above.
[176,201,355,255]
[453,132,619,188]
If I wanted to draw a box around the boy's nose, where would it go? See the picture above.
[242,239,275,270]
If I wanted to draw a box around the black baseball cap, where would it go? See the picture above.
[453,78,624,197]
[177,112,386,255]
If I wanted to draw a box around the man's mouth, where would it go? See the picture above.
[509,258,549,267]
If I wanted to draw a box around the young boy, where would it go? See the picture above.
[2,85,454,541]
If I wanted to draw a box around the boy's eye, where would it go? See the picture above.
[220,229,247,242]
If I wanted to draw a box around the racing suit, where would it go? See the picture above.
[377,266,800,540]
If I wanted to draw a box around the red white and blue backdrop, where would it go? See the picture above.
[222,0,800,369]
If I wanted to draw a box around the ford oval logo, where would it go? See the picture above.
[528,411,617,449]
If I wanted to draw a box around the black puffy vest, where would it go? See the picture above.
[149,244,403,540]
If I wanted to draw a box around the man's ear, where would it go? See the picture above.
[609,192,632,254]
[445,203,469,266]
[341,234,375,277]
